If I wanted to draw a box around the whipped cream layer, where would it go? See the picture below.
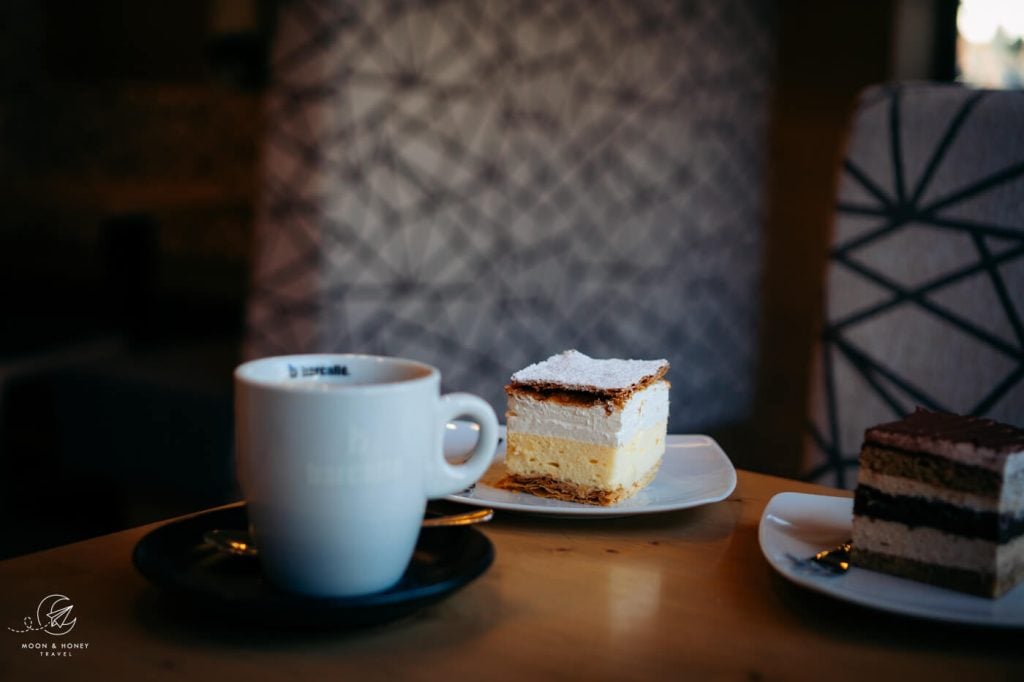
[506,380,669,447]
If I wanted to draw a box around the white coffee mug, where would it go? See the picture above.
[234,354,499,597]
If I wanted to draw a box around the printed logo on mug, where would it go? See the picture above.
[234,354,499,597]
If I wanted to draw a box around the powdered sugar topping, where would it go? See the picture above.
[510,350,669,393]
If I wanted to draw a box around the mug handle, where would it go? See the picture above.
[426,393,500,498]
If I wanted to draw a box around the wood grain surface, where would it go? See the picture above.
[1,471,1021,681]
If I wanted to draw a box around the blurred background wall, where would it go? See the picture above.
[0,0,967,557]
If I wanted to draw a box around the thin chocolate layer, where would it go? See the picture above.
[851,547,1002,597]
[505,385,619,413]
[867,408,1024,455]
[854,485,1024,543]
[507,368,670,403]
[859,444,1002,496]
[506,378,670,414]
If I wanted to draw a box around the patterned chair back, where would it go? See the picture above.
[805,83,1024,488]
[244,0,777,432]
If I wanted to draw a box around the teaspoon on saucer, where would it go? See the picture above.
[203,508,495,558]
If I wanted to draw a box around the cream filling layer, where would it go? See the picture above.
[852,517,1024,574]
[506,380,668,447]
[856,469,1024,513]
[505,423,666,490]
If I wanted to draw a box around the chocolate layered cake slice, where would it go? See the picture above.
[851,408,1024,597]
[500,350,670,506]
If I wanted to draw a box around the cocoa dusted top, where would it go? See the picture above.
[866,408,1024,462]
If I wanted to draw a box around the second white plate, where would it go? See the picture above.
[443,423,736,518]
[758,492,1024,627]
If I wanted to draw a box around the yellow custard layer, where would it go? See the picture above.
[505,422,666,490]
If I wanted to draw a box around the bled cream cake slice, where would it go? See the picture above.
[851,408,1024,597]
[499,350,669,506]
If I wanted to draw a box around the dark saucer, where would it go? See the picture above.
[132,504,494,628]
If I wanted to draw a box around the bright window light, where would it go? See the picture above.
[957,0,1024,88]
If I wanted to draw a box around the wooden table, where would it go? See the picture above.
[1,471,1021,681]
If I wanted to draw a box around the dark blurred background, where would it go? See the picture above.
[0,0,964,558]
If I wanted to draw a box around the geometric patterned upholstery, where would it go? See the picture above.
[804,83,1024,488]
[244,0,777,432]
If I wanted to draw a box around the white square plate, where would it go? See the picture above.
[443,422,736,518]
